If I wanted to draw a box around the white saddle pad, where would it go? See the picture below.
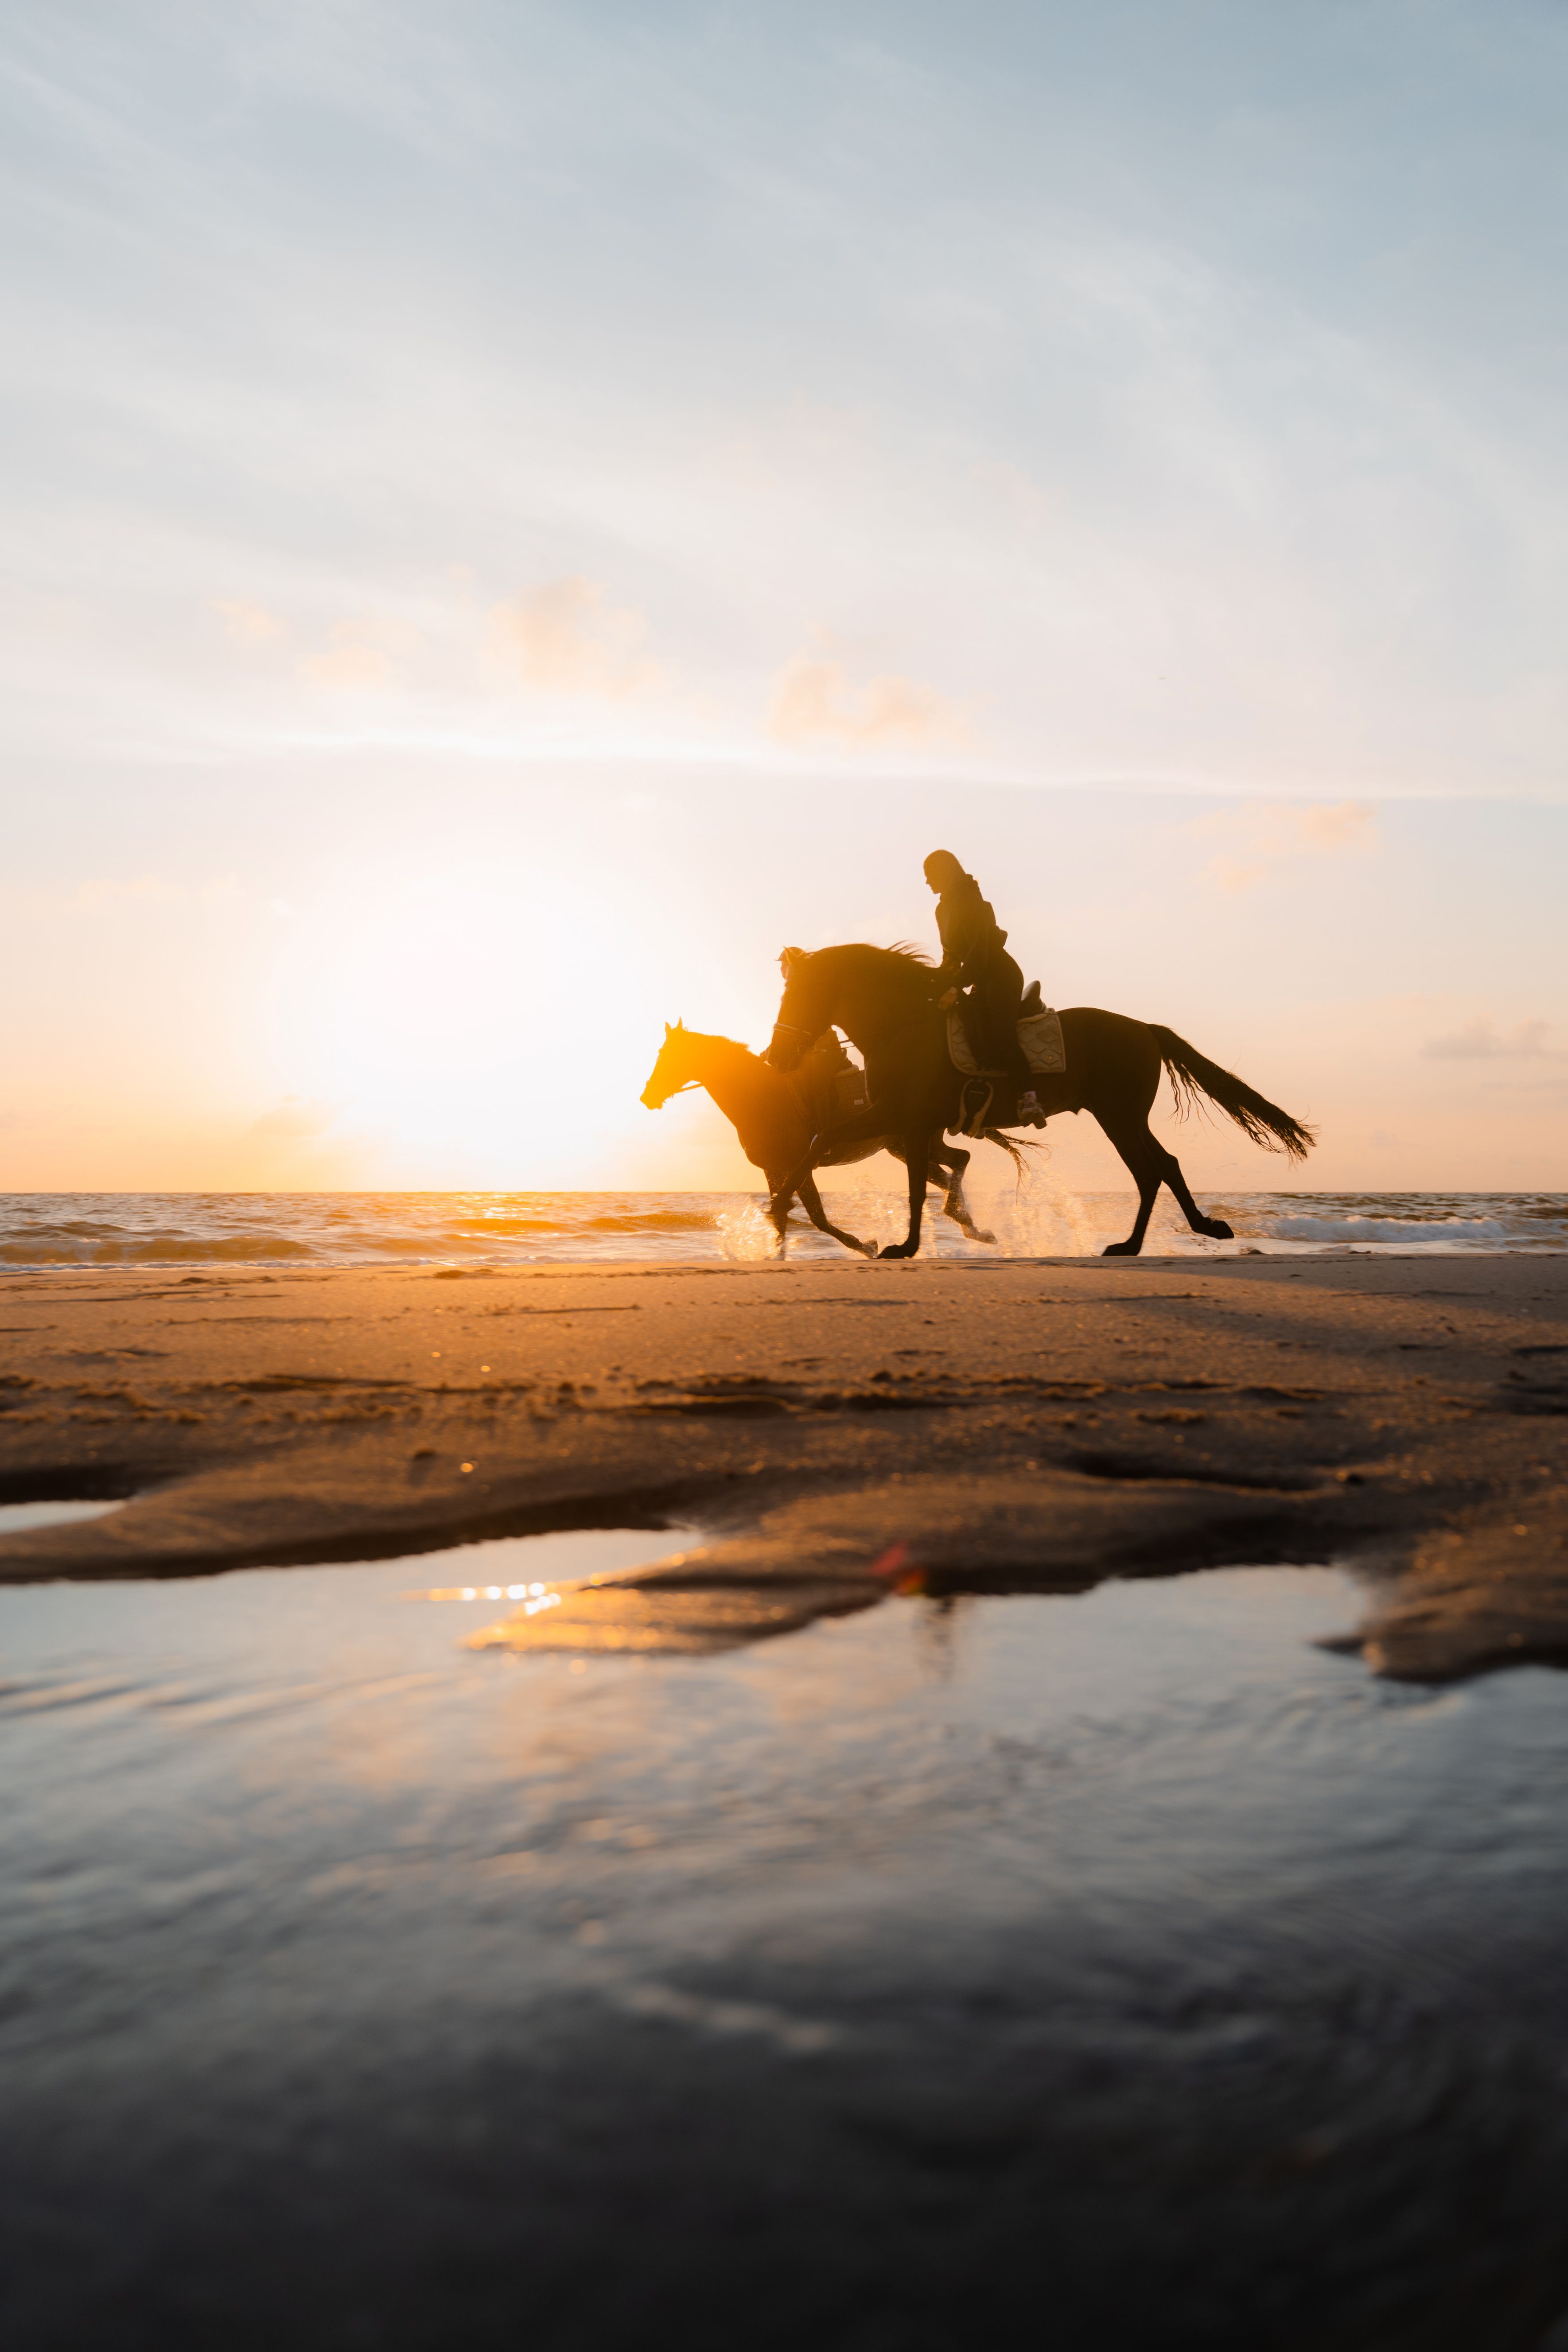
[946,1007,1066,1077]
[1019,1007,1066,1074]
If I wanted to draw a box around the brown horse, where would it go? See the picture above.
[640,1021,1014,1256]
[766,945,1313,1259]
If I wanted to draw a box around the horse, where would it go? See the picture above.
[765,945,1313,1259]
[640,1021,1021,1256]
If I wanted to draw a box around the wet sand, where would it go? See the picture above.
[1,1253,1565,1676]
[4,1253,1568,2351]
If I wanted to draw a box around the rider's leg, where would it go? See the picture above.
[984,947,1046,1125]
[982,941,1043,1115]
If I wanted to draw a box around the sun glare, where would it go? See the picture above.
[268,861,667,1177]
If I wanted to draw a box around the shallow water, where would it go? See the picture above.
[4,1540,1568,2348]
[0,1500,121,1536]
[1,1184,1564,1267]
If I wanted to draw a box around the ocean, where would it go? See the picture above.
[0,1187,1564,1267]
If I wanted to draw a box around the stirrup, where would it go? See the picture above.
[959,1077,995,1137]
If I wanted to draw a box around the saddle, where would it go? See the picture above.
[942,984,1064,1137]
[945,984,1066,1079]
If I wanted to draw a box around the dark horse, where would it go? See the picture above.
[641,1021,1020,1256]
[766,945,1313,1259]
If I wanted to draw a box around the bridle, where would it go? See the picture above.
[766,1016,817,1069]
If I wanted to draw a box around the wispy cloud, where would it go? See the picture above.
[487,579,661,700]
[1422,1016,1558,1060]
[1194,800,1377,892]
[300,617,423,690]
[766,655,965,750]
[214,597,286,646]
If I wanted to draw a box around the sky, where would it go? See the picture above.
[2,0,1565,1196]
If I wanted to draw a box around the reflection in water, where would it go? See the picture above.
[0,1497,123,1534]
[4,1551,1568,2347]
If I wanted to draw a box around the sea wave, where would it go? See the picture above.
[0,1187,1562,1268]
[1243,1213,1519,1248]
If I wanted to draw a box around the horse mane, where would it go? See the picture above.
[805,941,934,982]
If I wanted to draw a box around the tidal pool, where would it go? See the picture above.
[0,1499,122,1535]
[3,1539,1567,2351]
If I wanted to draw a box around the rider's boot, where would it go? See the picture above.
[1016,1089,1047,1128]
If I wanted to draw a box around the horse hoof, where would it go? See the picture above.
[1205,1219,1234,1240]
[975,1229,997,1247]
[861,1240,880,1259]
[880,1241,916,1260]
[1101,1241,1137,1257]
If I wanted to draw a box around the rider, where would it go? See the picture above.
[922,851,1045,1126]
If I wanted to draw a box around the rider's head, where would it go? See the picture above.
[923,850,966,894]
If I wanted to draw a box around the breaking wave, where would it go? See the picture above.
[0,1186,1562,1269]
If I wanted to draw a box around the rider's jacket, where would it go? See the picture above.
[934,870,1008,990]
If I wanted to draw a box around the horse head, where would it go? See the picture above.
[768,943,933,1069]
[639,1019,693,1109]
[765,960,825,1072]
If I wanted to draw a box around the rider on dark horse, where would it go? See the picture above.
[923,851,1046,1127]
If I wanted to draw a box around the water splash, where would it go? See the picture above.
[715,1201,783,1261]
[0,1187,1562,1269]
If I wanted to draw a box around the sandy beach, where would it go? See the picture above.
[5,1256,1568,2349]
[3,1253,1565,1677]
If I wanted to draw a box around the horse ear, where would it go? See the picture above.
[675,1017,685,1030]
[664,1021,672,1036]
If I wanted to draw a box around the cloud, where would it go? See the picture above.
[1194,800,1377,892]
[766,656,966,749]
[214,598,286,646]
[1422,1016,1556,1060]
[487,578,661,699]
[245,1097,337,1141]
[301,633,396,688]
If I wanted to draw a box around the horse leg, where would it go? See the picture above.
[798,1171,878,1260]
[931,1145,995,1244]
[878,1131,934,1259]
[767,1102,893,1232]
[1096,1116,1168,1257]
[768,1147,816,1237]
[762,1166,796,1255]
[889,1139,961,1217]
[1160,1152,1235,1242]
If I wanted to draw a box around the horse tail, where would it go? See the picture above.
[1149,1027,1315,1162]
[982,1129,1043,1182]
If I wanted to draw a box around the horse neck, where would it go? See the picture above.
[812,948,925,1053]
[683,1034,772,1119]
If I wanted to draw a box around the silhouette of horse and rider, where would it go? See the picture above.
[640,850,1312,1260]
